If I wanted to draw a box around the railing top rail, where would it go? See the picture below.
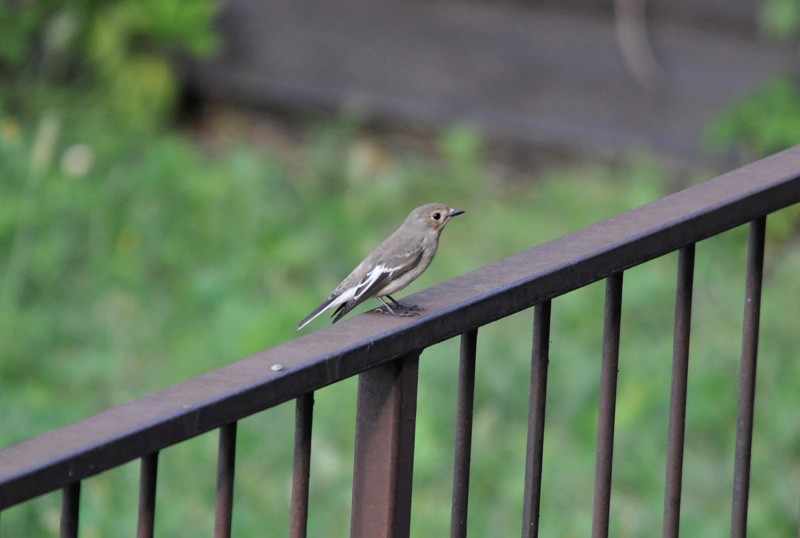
[3,146,800,510]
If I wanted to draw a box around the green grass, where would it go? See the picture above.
[1,111,799,537]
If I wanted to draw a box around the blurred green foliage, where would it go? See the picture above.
[2,110,800,536]
[707,0,800,159]
[708,77,800,161]
[1,1,800,536]
[760,0,800,40]
[0,0,218,133]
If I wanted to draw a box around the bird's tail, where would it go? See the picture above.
[297,298,334,330]
[297,292,349,330]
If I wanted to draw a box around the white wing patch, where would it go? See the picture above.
[333,286,356,306]
[353,264,392,302]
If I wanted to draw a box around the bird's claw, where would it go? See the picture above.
[375,307,420,318]
[389,300,424,312]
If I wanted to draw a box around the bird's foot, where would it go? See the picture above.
[392,302,423,312]
[385,296,424,312]
[375,306,419,318]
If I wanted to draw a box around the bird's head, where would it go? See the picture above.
[406,203,465,234]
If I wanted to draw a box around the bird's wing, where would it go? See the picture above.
[331,246,424,323]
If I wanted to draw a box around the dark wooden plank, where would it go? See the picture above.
[181,0,792,160]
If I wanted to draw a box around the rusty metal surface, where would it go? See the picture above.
[2,147,800,510]
[731,218,766,538]
[450,330,478,538]
[522,301,551,538]
[662,245,695,538]
[137,452,159,538]
[350,353,420,538]
[591,274,623,538]
[290,393,314,538]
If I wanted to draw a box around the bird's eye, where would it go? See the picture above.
[432,212,442,221]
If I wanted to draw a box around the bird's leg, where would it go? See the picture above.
[376,296,418,317]
[385,295,423,312]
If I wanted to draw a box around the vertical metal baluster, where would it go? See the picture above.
[592,273,624,538]
[350,351,421,538]
[215,422,238,538]
[663,245,695,538]
[731,217,766,538]
[291,393,314,538]
[522,300,552,538]
[137,451,159,538]
[451,329,478,538]
[60,482,80,538]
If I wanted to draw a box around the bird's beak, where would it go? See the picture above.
[451,209,465,217]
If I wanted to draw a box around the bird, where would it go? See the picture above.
[297,203,465,330]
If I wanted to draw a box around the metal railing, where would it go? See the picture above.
[2,146,800,537]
